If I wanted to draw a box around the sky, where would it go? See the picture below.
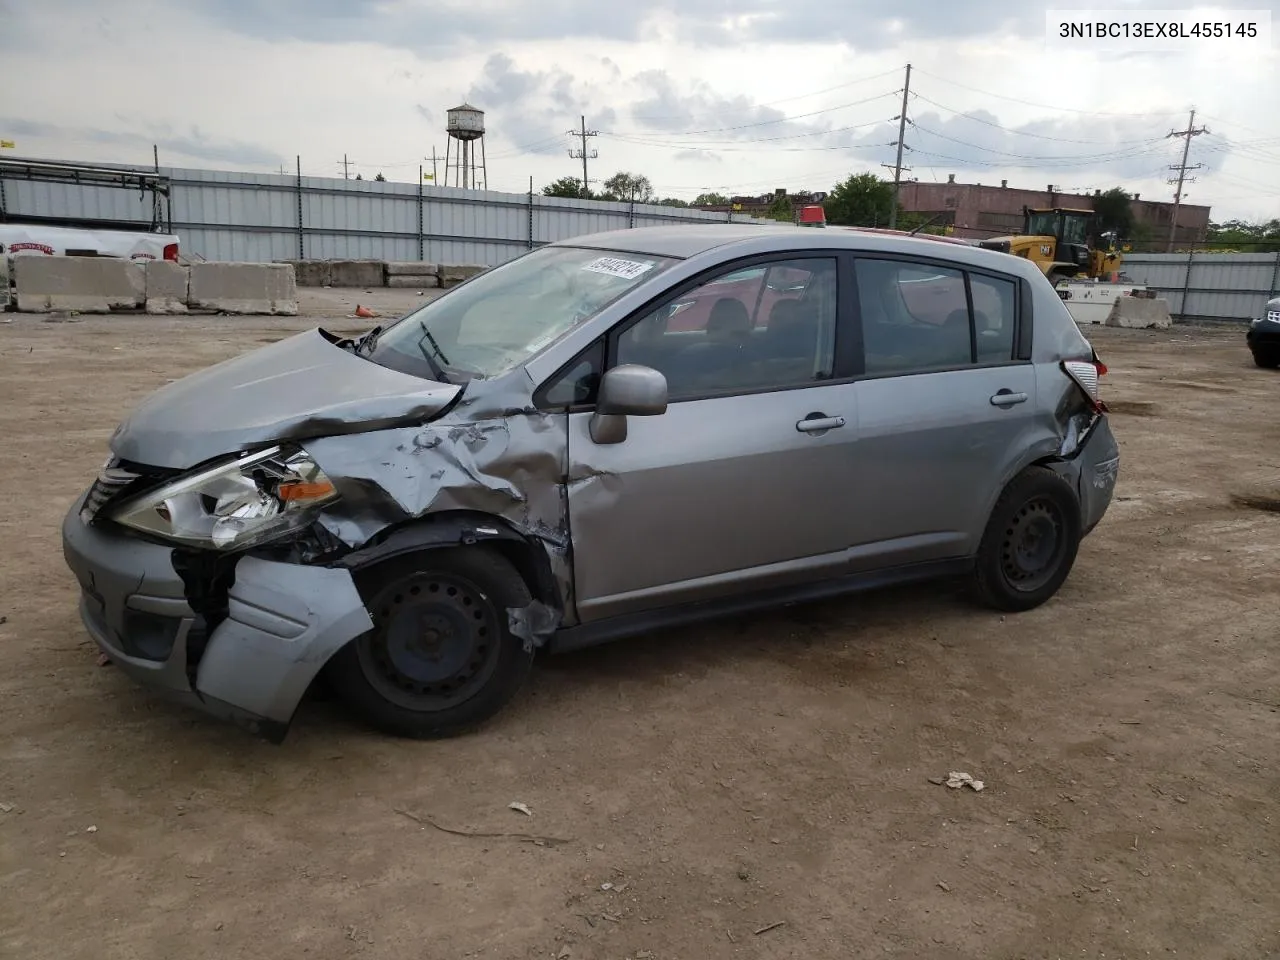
[1,0,1277,223]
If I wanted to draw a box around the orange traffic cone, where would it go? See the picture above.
[354,304,377,319]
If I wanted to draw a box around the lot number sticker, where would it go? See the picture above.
[581,256,654,280]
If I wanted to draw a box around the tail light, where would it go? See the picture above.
[163,243,178,261]
[1063,359,1107,413]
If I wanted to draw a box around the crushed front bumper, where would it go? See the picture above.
[61,492,373,741]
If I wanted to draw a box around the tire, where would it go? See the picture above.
[1252,349,1279,369]
[970,466,1083,612]
[327,546,535,739]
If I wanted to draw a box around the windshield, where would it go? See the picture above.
[362,246,675,382]
[1060,214,1089,245]
[1026,211,1057,237]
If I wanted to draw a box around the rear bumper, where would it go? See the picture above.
[62,492,374,741]
[1073,415,1120,535]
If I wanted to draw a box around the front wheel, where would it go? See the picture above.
[970,467,1082,612]
[327,547,536,739]
[1252,349,1280,369]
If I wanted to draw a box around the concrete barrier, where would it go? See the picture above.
[387,274,440,289]
[440,264,487,289]
[282,259,332,287]
[144,261,190,314]
[385,261,440,277]
[13,256,144,313]
[328,260,385,288]
[1,256,10,310]
[1105,294,1172,329]
[188,262,297,315]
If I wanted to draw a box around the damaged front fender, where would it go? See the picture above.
[194,557,374,735]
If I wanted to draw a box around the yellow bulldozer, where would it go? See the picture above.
[978,207,1126,286]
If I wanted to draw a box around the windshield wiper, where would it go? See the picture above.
[414,322,451,381]
[356,324,382,355]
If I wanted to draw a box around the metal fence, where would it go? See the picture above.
[0,161,758,266]
[1120,252,1280,322]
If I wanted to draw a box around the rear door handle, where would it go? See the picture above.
[796,414,846,432]
[990,390,1028,407]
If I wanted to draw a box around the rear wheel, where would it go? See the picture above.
[327,547,535,738]
[971,467,1082,612]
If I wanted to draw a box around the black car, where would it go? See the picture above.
[1247,296,1280,369]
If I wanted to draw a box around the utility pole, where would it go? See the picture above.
[339,154,352,180]
[883,63,912,230]
[1165,108,1207,252]
[568,115,598,199]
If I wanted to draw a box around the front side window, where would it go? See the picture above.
[613,257,838,401]
[361,247,675,382]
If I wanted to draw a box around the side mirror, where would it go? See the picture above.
[590,364,667,444]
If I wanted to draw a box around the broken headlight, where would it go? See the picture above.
[108,445,338,552]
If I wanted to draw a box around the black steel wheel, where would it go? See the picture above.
[971,467,1082,612]
[328,547,536,738]
[1252,349,1280,369]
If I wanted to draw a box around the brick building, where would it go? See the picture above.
[898,177,1211,248]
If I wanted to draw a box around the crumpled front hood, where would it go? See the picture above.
[109,328,462,470]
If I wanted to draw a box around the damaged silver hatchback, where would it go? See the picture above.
[62,225,1120,741]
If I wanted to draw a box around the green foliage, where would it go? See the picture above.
[767,194,794,222]
[601,171,654,203]
[1092,187,1133,239]
[657,197,689,207]
[823,172,896,227]
[374,172,386,182]
[1206,218,1280,251]
[693,192,729,206]
[543,176,589,198]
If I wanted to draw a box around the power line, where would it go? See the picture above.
[1166,108,1208,251]
[909,92,1172,145]
[609,90,898,138]
[909,67,1188,119]
[908,120,1168,163]
[627,66,903,122]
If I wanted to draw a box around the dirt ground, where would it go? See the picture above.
[1,292,1278,960]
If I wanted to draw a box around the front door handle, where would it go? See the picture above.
[796,414,846,433]
[990,390,1028,407]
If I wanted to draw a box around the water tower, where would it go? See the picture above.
[444,103,487,191]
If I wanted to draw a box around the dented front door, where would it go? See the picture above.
[564,385,861,623]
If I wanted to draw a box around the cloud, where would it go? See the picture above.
[0,117,285,168]
[465,53,616,157]
[837,105,1204,183]
[180,0,1269,50]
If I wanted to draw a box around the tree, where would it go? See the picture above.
[658,197,689,207]
[374,172,386,182]
[1092,187,1133,239]
[543,176,588,198]
[693,192,729,206]
[354,173,363,180]
[823,172,896,227]
[601,171,654,203]
[1205,218,1280,252]
[767,193,794,223]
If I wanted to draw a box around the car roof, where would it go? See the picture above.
[550,223,1034,278]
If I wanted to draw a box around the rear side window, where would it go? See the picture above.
[854,258,1019,375]
[969,273,1016,363]
[855,260,971,373]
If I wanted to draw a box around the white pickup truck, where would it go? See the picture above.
[0,224,179,262]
